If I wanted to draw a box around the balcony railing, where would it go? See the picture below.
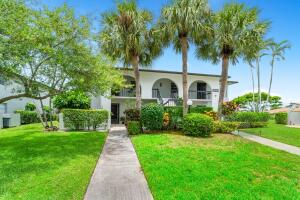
[188,90,212,100]
[112,88,136,97]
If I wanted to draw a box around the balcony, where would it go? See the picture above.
[188,90,212,100]
[112,88,136,97]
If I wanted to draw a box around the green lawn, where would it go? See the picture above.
[132,133,300,200]
[0,124,107,200]
[243,121,300,147]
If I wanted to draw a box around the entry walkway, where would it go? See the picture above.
[84,125,153,200]
[233,130,300,156]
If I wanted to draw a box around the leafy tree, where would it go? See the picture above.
[159,0,211,115]
[196,3,269,116]
[0,0,124,104]
[267,40,290,103]
[99,1,162,110]
[53,91,91,110]
[232,92,282,111]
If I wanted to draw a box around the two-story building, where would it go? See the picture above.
[91,68,237,125]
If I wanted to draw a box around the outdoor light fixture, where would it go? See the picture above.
[187,100,193,113]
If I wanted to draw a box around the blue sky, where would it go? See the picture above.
[41,0,300,104]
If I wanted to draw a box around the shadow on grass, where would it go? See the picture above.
[0,125,106,191]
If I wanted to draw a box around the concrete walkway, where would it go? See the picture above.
[233,130,300,156]
[84,125,153,200]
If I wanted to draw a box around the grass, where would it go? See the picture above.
[0,123,107,200]
[132,133,300,200]
[243,120,300,147]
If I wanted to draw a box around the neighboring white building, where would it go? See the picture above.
[0,76,49,128]
[288,103,300,126]
[91,68,237,126]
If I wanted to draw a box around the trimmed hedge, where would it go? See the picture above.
[127,121,141,135]
[275,113,288,124]
[15,110,39,124]
[213,121,240,133]
[183,113,213,137]
[227,112,270,123]
[238,122,268,129]
[62,109,108,130]
[190,105,213,114]
[124,109,140,124]
[164,106,183,130]
[141,103,164,131]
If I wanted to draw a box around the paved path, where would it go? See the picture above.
[84,125,153,200]
[233,130,300,156]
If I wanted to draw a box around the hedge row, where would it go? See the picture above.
[226,112,270,123]
[15,110,57,124]
[62,109,108,130]
[275,113,288,124]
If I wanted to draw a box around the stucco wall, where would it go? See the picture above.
[122,70,221,110]
[288,112,300,125]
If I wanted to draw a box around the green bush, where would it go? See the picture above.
[182,113,213,137]
[227,112,270,123]
[53,91,91,110]
[15,110,40,124]
[238,122,268,128]
[141,103,164,130]
[124,109,140,124]
[164,106,183,130]
[213,121,240,133]
[127,121,141,135]
[25,102,36,111]
[275,113,288,124]
[62,109,108,130]
[190,105,213,114]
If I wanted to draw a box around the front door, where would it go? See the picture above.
[111,103,120,124]
[197,82,207,99]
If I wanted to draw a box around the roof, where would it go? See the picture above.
[118,67,236,80]
[292,108,300,112]
[269,108,289,114]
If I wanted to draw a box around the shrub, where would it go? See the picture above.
[53,91,91,110]
[190,105,213,114]
[204,111,218,121]
[222,101,238,116]
[238,122,268,128]
[164,106,183,130]
[124,109,140,124]
[141,103,164,130]
[25,102,36,111]
[127,121,141,135]
[213,121,239,133]
[275,113,288,124]
[62,109,108,130]
[15,110,40,124]
[163,112,170,128]
[182,113,213,137]
[227,112,270,123]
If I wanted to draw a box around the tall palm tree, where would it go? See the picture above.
[159,0,211,115]
[100,1,162,110]
[266,40,290,103]
[196,3,269,116]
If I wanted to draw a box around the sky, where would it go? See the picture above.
[40,0,300,104]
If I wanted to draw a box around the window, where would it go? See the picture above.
[0,103,8,114]
[0,76,5,85]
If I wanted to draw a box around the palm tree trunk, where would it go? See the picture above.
[181,37,188,115]
[218,54,229,117]
[132,55,141,110]
[267,57,275,104]
[249,62,256,111]
[256,57,262,112]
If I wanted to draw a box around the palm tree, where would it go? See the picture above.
[100,1,162,110]
[196,3,269,116]
[159,0,211,115]
[266,40,290,103]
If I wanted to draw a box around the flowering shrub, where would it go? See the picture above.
[204,111,218,121]
[222,101,238,116]
[163,112,170,127]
